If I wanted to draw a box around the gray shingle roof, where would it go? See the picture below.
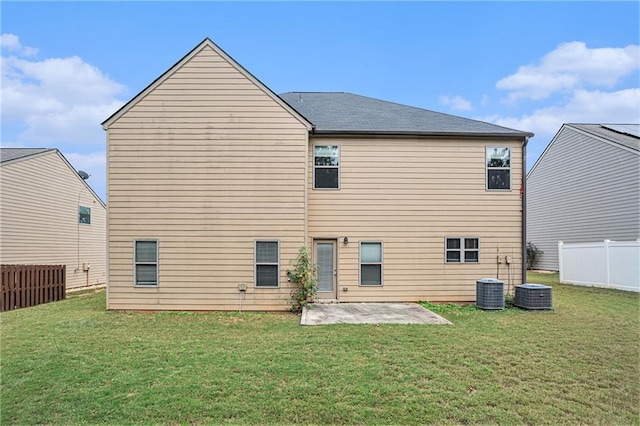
[568,124,639,152]
[0,148,54,164]
[279,92,533,137]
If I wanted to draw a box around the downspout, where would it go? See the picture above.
[521,136,529,285]
[304,127,313,248]
[105,128,110,310]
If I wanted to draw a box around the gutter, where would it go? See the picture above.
[312,129,535,138]
[522,136,529,285]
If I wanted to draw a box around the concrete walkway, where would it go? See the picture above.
[300,303,452,325]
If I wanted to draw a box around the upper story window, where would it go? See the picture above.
[79,206,91,224]
[486,147,511,190]
[314,145,340,189]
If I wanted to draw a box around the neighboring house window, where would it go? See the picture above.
[255,241,279,288]
[134,240,158,286]
[314,145,340,189]
[446,238,479,263]
[486,147,511,190]
[79,206,91,224]
[360,242,383,286]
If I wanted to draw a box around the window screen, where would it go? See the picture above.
[135,240,158,286]
[256,241,279,287]
[314,146,340,189]
[360,242,382,286]
[486,147,511,190]
[445,238,479,264]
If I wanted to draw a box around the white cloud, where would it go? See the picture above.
[439,95,473,111]
[1,34,125,200]
[0,33,38,56]
[65,150,106,174]
[485,88,640,139]
[2,54,125,145]
[497,42,640,101]
[0,140,30,148]
[19,99,125,145]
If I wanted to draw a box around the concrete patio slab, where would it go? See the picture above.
[300,303,452,325]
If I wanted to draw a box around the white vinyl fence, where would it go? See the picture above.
[558,240,640,292]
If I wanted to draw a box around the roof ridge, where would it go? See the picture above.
[0,148,56,164]
[343,92,534,135]
[566,123,639,152]
[281,91,347,94]
[0,147,51,150]
[279,92,533,137]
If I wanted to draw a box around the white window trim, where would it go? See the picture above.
[359,241,383,286]
[134,239,159,287]
[445,237,480,264]
[486,146,511,191]
[313,144,340,190]
[254,240,280,288]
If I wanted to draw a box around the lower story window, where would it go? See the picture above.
[135,240,158,286]
[446,238,479,263]
[255,241,279,288]
[360,242,383,285]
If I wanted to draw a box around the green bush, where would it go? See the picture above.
[286,246,318,313]
[526,242,544,270]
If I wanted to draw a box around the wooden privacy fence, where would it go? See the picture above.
[1,264,66,312]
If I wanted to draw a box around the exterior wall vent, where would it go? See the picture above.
[515,284,553,310]
[476,278,504,310]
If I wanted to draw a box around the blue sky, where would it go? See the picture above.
[2,1,639,201]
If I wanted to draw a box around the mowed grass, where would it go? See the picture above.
[1,273,638,425]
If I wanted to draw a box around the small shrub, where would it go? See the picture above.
[526,242,544,270]
[286,246,318,313]
[504,292,516,308]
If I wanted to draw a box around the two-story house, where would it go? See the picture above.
[1,148,106,289]
[102,38,532,311]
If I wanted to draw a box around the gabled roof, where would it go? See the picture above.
[567,124,639,152]
[279,92,533,138]
[0,148,105,207]
[527,123,640,178]
[102,38,312,130]
[0,148,54,164]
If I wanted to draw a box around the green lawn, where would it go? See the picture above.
[1,273,638,425]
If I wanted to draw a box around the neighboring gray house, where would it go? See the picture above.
[527,124,640,271]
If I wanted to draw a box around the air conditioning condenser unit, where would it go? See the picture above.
[476,278,504,310]
[515,284,553,310]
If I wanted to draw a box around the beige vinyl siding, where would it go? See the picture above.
[106,45,309,311]
[0,152,106,289]
[527,126,640,270]
[309,137,524,302]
